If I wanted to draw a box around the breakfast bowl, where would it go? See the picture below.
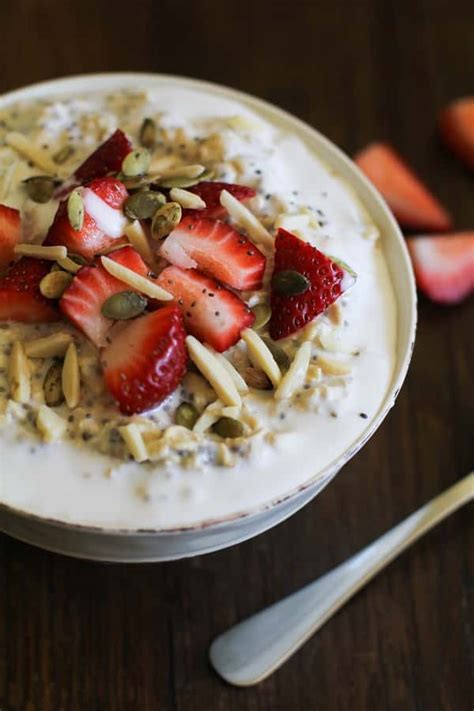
[0,73,416,561]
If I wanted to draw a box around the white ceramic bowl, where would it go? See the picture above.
[0,73,417,561]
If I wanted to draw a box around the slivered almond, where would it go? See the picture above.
[161,164,205,179]
[186,336,241,407]
[24,332,72,358]
[275,342,311,400]
[124,220,155,265]
[327,302,343,326]
[216,442,236,467]
[221,405,241,419]
[317,354,352,376]
[8,341,30,403]
[206,347,249,394]
[241,328,281,388]
[220,189,273,248]
[119,423,148,462]
[148,154,180,173]
[193,401,223,434]
[36,405,67,442]
[101,256,172,301]
[169,187,206,209]
[62,342,80,408]
[5,132,58,174]
[14,244,67,261]
[57,256,82,274]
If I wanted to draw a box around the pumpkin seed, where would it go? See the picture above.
[157,174,203,189]
[39,270,73,299]
[43,361,65,407]
[272,270,310,296]
[117,172,161,191]
[139,118,157,150]
[53,145,74,165]
[175,402,199,430]
[151,202,182,240]
[68,253,88,266]
[251,303,271,330]
[23,175,57,203]
[197,168,214,181]
[101,290,147,320]
[261,337,290,371]
[212,416,244,439]
[123,189,166,220]
[67,189,84,231]
[121,148,151,177]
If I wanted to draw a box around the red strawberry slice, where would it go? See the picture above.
[60,245,150,347]
[269,229,355,340]
[183,181,256,219]
[101,305,187,415]
[161,215,266,291]
[354,142,452,232]
[46,176,129,260]
[407,232,474,304]
[0,204,21,272]
[156,265,254,352]
[439,97,474,171]
[0,258,59,323]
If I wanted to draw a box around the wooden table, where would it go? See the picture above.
[1,1,473,709]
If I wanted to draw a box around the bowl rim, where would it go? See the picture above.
[0,72,417,535]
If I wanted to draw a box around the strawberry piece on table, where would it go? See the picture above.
[0,258,59,322]
[60,245,150,347]
[407,232,474,304]
[183,181,256,219]
[156,265,254,352]
[101,305,187,415]
[269,228,355,340]
[354,142,452,232]
[439,97,474,171]
[161,215,266,291]
[46,176,129,260]
[0,204,21,272]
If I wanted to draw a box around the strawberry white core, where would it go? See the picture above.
[82,187,128,238]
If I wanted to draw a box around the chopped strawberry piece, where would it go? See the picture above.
[161,215,266,291]
[183,181,256,219]
[439,97,474,171]
[0,258,59,323]
[75,129,132,184]
[60,246,150,347]
[156,265,254,352]
[45,176,129,260]
[0,205,21,272]
[354,142,452,232]
[101,305,187,415]
[407,232,474,304]
[269,229,355,340]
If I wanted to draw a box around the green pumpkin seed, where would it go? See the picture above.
[123,190,166,220]
[43,361,65,407]
[68,253,88,266]
[67,189,84,231]
[251,303,271,330]
[261,337,290,371]
[196,168,214,181]
[272,270,310,296]
[175,402,199,430]
[39,270,73,299]
[53,145,74,165]
[212,416,244,439]
[121,148,151,177]
[101,290,147,320]
[151,202,182,240]
[23,175,57,203]
[157,174,203,189]
[139,118,157,150]
[117,172,161,191]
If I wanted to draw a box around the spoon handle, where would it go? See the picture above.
[210,472,474,686]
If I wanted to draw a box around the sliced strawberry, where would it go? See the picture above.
[45,176,129,260]
[60,246,150,347]
[183,181,256,219]
[0,205,21,272]
[156,265,254,352]
[439,97,474,171]
[161,215,266,291]
[0,258,58,322]
[269,229,355,340]
[407,232,474,304]
[101,305,187,415]
[354,142,452,232]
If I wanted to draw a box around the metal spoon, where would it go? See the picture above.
[210,472,474,686]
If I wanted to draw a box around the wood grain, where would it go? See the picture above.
[0,1,473,709]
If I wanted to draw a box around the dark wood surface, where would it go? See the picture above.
[1,1,473,709]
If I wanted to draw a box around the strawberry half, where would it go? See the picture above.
[60,245,150,347]
[46,176,129,260]
[0,204,21,272]
[183,181,256,219]
[354,142,452,232]
[439,97,474,171]
[156,265,254,352]
[101,305,187,415]
[0,258,59,322]
[269,229,355,340]
[160,215,266,291]
[407,232,474,304]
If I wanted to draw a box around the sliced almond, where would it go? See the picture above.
[206,347,249,394]
[193,400,223,434]
[57,256,83,274]
[241,328,281,388]
[327,302,343,326]
[62,342,80,408]
[169,187,206,210]
[5,132,58,174]
[221,405,241,419]
[220,189,273,248]
[148,154,180,173]
[14,244,67,261]
[119,423,148,462]
[186,336,241,407]
[216,442,237,467]
[8,341,30,403]
[124,220,155,265]
[101,256,172,301]
[36,405,67,442]
[161,164,205,179]
[275,342,311,401]
[317,354,352,376]
[24,332,72,358]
